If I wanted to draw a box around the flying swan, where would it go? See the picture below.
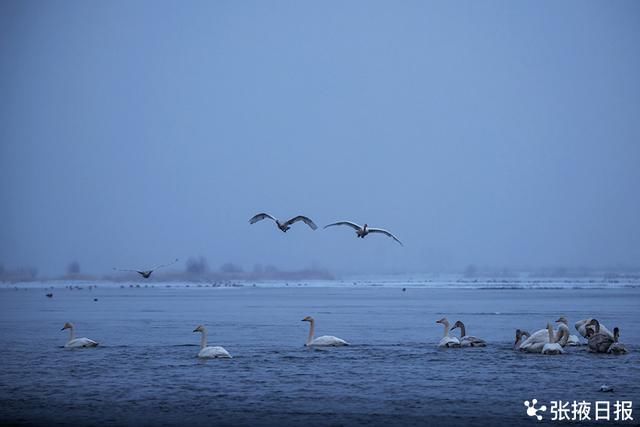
[249,213,318,232]
[193,325,232,358]
[302,316,349,347]
[323,221,403,246]
[436,317,461,348]
[451,320,487,347]
[113,258,179,279]
[61,322,98,348]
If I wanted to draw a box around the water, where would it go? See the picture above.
[1,282,638,426]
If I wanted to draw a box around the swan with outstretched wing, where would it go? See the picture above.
[249,213,317,232]
[113,258,179,279]
[324,221,403,246]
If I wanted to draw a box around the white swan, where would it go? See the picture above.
[61,322,98,348]
[436,317,461,348]
[575,318,613,339]
[542,323,565,355]
[518,327,550,353]
[323,221,403,246]
[451,320,486,347]
[302,316,349,346]
[249,213,318,232]
[555,317,582,346]
[607,327,629,354]
[514,329,531,350]
[193,325,232,358]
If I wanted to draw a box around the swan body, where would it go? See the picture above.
[575,318,613,339]
[451,320,486,347]
[249,213,317,232]
[193,325,232,359]
[302,316,349,347]
[436,318,461,348]
[519,328,550,353]
[323,221,403,246]
[586,320,615,353]
[542,323,565,355]
[61,322,98,348]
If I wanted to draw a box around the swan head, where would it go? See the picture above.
[435,317,449,326]
[613,327,620,340]
[193,325,205,333]
[515,329,525,344]
[301,316,314,322]
[451,320,464,331]
[555,316,569,325]
[61,322,73,331]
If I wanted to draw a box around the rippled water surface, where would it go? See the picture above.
[1,284,638,426]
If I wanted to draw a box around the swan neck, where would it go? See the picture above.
[547,324,555,343]
[459,323,466,338]
[442,322,450,338]
[68,326,75,342]
[200,329,207,349]
[556,326,569,346]
[307,320,315,345]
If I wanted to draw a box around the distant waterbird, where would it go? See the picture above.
[451,320,487,347]
[46,293,53,298]
[249,213,318,232]
[436,317,461,348]
[113,258,179,279]
[323,221,403,246]
[61,322,98,348]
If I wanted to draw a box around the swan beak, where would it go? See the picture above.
[192,329,198,332]
[60,327,65,331]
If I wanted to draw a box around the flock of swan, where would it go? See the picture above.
[61,315,629,358]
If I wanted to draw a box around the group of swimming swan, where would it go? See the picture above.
[514,317,628,355]
[61,316,349,358]
[62,315,628,357]
[249,212,404,246]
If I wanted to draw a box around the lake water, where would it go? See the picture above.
[0,280,638,426]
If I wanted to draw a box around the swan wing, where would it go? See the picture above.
[65,337,99,348]
[152,258,179,271]
[367,228,403,246]
[438,336,461,348]
[309,335,349,346]
[198,346,232,358]
[575,319,614,339]
[283,215,318,230]
[461,336,487,347]
[323,221,361,231]
[542,343,564,355]
[249,213,277,224]
[519,329,549,350]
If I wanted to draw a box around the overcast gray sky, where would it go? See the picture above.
[1,1,639,276]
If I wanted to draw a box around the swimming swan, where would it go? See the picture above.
[323,221,403,246]
[193,325,232,358]
[451,320,486,347]
[302,316,349,346]
[514,329,531,350]
[607,327,628,354]
[249,213,318,232]
[575,318,613,339]
[436,318,461,348]
[61,322,98,348]
[587,319,615,353]
[542,323,565,355]
[555,317,582,346]
[519,323,569,352]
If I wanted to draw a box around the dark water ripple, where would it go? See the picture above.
[0,286,638,426]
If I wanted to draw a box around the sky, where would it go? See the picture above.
[1,1,639,276]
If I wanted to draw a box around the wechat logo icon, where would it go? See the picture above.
[524,399,547,421]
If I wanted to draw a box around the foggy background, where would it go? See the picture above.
[1,1,639,277]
